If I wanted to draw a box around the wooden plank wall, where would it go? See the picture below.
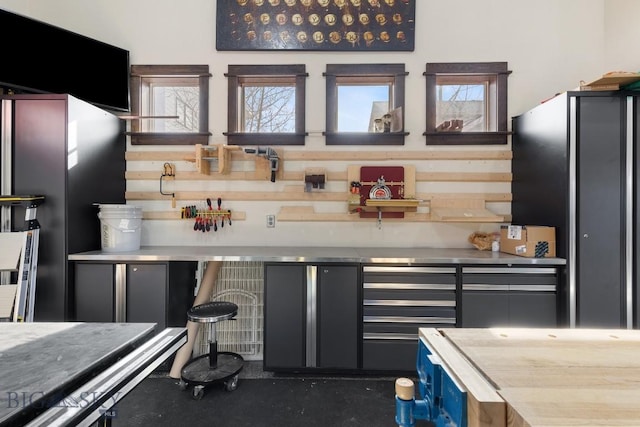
[125,147,512,223]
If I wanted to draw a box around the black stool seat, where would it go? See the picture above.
[180,300,244,398]
[187,301,238,323]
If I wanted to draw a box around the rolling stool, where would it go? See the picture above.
[179,301,244,400]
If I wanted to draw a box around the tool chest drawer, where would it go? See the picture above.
[362,340,418,372]
[362,265,458,285]
[361,265,457,371]
[462,267,559,287]
[362,265,458,329]
[364,306,455,318]
[460,266,559,327]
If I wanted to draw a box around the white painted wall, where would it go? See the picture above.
[1,0,636,248]
[604,0,640,71]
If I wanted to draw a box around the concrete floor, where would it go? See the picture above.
[113,361,423,427]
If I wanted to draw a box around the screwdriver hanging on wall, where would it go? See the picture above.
[183,198,233,233]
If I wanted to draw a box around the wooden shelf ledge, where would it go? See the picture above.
[278,206,429,222]
[429,198,504,222]
[364,198,420,209]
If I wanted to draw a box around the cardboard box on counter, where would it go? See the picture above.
[500,225,556,258]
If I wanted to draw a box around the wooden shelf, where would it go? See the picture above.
[430,207,503,222]
[279,206,430,222]
[429,198,504,222]
[365,198,420,208]
[363,199,420,212]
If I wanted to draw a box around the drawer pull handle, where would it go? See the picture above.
[363,315,456,324]
[363,299,455,307]
[363,283,455,290]
[363,332,417,340]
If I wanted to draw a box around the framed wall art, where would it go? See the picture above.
[216,0,415,52]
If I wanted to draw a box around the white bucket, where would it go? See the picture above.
[97,204,143,252]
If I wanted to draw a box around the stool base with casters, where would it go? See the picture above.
[179,301,244,400]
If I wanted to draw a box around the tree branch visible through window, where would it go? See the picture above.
[128,64,211,146]
[225,64,307,146]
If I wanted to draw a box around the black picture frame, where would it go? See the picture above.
[216,0,415,52]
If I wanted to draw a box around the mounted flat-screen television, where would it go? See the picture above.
[0,8,130,112]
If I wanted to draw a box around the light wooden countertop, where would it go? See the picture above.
[420,327,640,427]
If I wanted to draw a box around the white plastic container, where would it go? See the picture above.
[97,204,143,252]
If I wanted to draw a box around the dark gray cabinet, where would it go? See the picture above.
[361,265,457,372]
[263,263,359,371]
[263,263,304,369]
[1,94,125,321]
[74,262,197,331]
[75,263,115,322]
[460,267,558,327]
[513,92,639,328]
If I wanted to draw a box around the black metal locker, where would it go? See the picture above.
[512,92,637,328]
[576,96,625,327]
[1,94,125,320]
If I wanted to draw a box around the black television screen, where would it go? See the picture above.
[0,8,130,112]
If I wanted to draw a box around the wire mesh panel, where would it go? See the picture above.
[195,261,264,360]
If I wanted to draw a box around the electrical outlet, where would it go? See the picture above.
[266,215,276,228]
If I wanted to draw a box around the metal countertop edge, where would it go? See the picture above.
[68,247,566,265]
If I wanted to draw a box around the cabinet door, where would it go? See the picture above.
[264,264,305,369]
[461,290,509,327]
[577,96,624,327]
[509,293,557,327]
[126,263,167,330]
[318,265,359,369]
[74,263,114,322]
[13,99,68,322]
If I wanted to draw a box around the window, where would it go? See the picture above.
[128,65,211,145]
[424,62,511,145]
[325,63,407,145]
[337,80,391,132]
[225,64,307,146]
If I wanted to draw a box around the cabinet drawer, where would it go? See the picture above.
[362,263,458,355]
[363,266,457,286]
[462,267,558,288]
[363,321,455,338]
[364,323,431,336]
[364,288,455,302]
[461,266,559,327]
[364,306,455,318]
[362,339,417,372]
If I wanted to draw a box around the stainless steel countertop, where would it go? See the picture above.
[69,246,566,265]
